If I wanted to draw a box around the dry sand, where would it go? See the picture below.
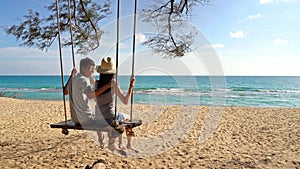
[0,97,299,168]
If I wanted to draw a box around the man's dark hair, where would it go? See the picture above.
[80,57,95,73]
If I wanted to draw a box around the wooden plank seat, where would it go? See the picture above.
[50,119,142,131]
[121,120,143,128]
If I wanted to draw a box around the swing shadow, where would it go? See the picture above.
[2,134,85,160]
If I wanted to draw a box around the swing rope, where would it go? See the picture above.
[68,0,76,68]
[130,0,138,121]
[55,0,68,128]
[114,0,121,121]
[66,0,77,134]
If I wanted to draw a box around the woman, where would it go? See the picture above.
[95,57,136,151]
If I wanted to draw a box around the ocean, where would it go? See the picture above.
[0,75,299,108]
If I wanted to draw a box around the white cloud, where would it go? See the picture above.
[219,51,300,76]
[248,13,262,19]
[259,0,274,4]
[229,31,247,38]
[136,33,147,43]
[201,43,225,49]
[212,44,225,48]
[0,47,57,60]
[273,38,288,45]
[259,0,296,4]
[277,0,296,2]
[119,42,128,49]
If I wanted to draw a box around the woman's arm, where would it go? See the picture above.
[117,76,135,105]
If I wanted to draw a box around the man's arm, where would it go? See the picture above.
[85,81,112,99]
[95,82,111,97]
[63,68,77,95]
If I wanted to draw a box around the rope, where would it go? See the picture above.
[114,0,120,121]
[66,0,77,129]
[55,0,68,128]
[68,0,76,67]
[130,0,138,121]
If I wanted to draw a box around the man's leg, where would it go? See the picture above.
[118,134,126,150]
[108,130,121,150]
[97,131,105,149]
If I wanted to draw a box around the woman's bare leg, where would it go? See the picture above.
[126,128,139,153]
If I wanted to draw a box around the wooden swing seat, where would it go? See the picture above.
[50,119,142,131]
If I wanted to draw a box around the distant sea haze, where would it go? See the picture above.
[0,76,300,108]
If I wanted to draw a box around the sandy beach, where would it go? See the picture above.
[0,97,299,168]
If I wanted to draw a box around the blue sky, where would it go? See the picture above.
[0,0,299,75]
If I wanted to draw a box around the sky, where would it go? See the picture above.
[0,0,299,76]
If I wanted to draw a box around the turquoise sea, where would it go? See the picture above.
[0,76,300,108]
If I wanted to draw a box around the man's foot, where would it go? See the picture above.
[108,143,121,151]
[108,144,127,156]
[127,145,139,153]
[118,144,126,150]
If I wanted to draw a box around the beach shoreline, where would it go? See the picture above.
[0,97,299,168]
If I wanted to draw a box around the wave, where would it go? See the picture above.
[134,87,215,97]
[3,86,298,96]
[231,87,261,92]
[0,87,61,93]
[229,87,300,94]
[135,87,184,93]
[133,87,300,100]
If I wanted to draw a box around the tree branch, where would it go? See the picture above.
[79,0,99,50]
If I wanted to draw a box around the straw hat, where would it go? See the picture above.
[96,57,116,74]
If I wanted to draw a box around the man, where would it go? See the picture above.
[64,57,111,124]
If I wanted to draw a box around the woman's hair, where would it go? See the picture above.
[97,73,114,94]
